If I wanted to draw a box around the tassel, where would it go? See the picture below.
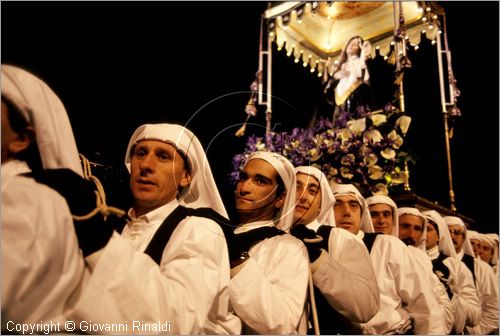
[235,115,251,137]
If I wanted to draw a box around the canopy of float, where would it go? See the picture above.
[264,1,440,75]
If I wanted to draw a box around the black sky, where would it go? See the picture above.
[2,1,498,233]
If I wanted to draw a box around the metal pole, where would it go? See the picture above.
[265,28,273,137]
[436,30,457,211]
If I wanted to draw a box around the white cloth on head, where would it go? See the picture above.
[245,151,297,231]
[295,166,336,226]
[330,183,374,233]
[467,229,481,242]
[1,64,83,176]
[366,195,399,236]
[481,233,499,267]
[444,216,475,257]
[423,210,456,258]
[124,123,227,217]
[398,207,427,251]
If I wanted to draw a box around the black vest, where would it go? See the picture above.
[144,205,233,265]
[307,227,380,334]
[431,252,453,299]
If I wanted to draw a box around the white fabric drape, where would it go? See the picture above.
[1,64,82,176]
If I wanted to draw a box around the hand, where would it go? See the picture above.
[30,168,116,257]
[290,224,322,263]
[228,226,283,266]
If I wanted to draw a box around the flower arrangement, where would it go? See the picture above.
[231,103,414,196]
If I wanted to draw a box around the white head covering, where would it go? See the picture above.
[124,123,227,218]
[398,207,427,251]
[443,216,474,258]
[422,210,456,258]
[330,183,374,233]
[467,230,482,242]
[366,195,399,236]
[244,151,297,231]
[1,64,83,176]
[481,233,499,266]
[295,166,336,226]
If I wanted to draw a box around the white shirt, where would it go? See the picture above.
[427,246,481,333]
[358,232,446,334]
[407,246,450,333]
[72,199,240,334]
[230,220,309,334]
[457,252,500,335]
[1,160,87,326]
[307,221,379,324]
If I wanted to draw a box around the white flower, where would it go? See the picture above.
[391,171,407,185]
[364,129,383,144]
[341,153,355,165]
[340,167,354,179]
[372,183,389,196]
[347,118,366,135]
[256,142,266,151]
[363,153,378,167]
[388,130,403,149]
[381,148,396,160]
[368,165,384,180]
[338,129,352,150]
[328,167,338,177]
[396,116,412,135]
[370,114,387,126]
[308,148,322,161]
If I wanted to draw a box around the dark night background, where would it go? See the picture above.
[2,1,498,234]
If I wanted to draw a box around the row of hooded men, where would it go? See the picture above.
[2,64,498,335]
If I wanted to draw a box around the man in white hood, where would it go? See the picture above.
[397,207,454,334]
[1,64,88,328]
[72,123,241,334]
[423,210,480,333]
[445,216,499,335]
[228,151,309,334]
[291,166,379,334]
[331,186,445,334]
[479,233,499,274]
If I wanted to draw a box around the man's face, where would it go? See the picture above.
[334,194,362,234]
[235,159,283,223]
[294,173,321,225]
[1,100,28,164]
[398,214,424,246]
[369,203,393,235]
[479,242,493,264]
[130,140,190,216]
[426,222,439,250]
[470,239,481,257]
[448,224,465,253]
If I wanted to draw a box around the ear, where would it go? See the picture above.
[8,126,34,155]
[179,169,191,188]
[274,191,286,209]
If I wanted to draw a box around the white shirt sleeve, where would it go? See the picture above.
[445,257,481,332]
[374,237,446,334]
[2,176,87,325]
[229,235,309,334]
[466,258,499,335]
[312,228,379,323]
[71,216,238,334]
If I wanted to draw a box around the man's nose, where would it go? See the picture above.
[139,153,155,171]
